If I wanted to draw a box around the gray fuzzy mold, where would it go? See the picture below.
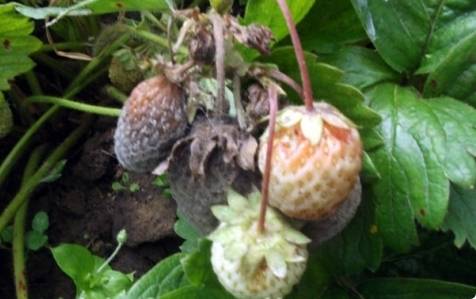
[114,76,187,173]
[303,178,362,248]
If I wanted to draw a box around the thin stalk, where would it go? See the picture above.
[276,0,314,111]
[258,84,278,233]
[40,42,87,52]
[251,67,303,98]
[25,71,43,96]
[0,106,59,188]
[96,242,123,273]
[211,13,226,115]
[13,145,48,299]
[134,29,188,56]
[29,96,121,117]
[143,11,168,32]
[103,85,128,103]
[167,16,176,64]
[0,115,93,233]
[267,69,303,98]
[233,74,246,129]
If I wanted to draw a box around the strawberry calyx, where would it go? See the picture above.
[262,102,356,146]
[208,190,310,280]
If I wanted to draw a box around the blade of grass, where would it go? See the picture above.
[29,95,121,117]
[13,144,48,299]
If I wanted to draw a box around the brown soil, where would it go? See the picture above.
[0,118,181,299]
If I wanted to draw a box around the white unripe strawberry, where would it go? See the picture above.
[258,102,362,220]
[209,190,310,299]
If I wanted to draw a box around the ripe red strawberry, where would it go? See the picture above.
[209,190,310,299]
[258,102,362,220]
[114,75,187,173]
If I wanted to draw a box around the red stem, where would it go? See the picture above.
[258,84,278,233]
[276,0,314,111]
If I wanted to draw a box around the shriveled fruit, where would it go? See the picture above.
[209,190,310,299]
[303,178,362,247]
[114,75,187,173]
[166,117,259,234]
[258,102,362,220]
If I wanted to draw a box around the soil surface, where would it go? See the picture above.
[0,117,182,299]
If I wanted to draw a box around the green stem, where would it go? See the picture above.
[143,11,167,32]
[103,85,128,103]
[134,29,170,49]
[29,96,120,117]
[97,242,123,273]
[0,106,60,188]
[0,115,93,234]
[133,28,188,55]
[13,145,47,299]
[25,71,43,96]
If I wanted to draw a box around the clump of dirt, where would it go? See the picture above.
[0,119,181,299]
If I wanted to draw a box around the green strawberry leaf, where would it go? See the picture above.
[51,244,133,297]
[367,83,476,252]
[297,0,368,54]
[174,213,201,253]
[351,0,476,104]
[320,287,349,299]
[421,31,476,106]
[181,239,234,298]
[51,244,97,291]
[316,194,383,275]
[159,286,233,299]
[358,278,476,299]
[0,4,42,91]
[320,46,401,91]
[287,254,330,299]
[14,0,168,19]
[351,0,433,73]
[244,0,316,42]
[181,240,217,287]
[442,186,476,249]
[124,253,187,299]
[263,47,381,128]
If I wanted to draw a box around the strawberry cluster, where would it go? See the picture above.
[111,4,363,298]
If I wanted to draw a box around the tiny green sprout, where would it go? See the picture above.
[153,174,172,198]
[1,212,49,251]
[27,211,49,251]
[129,182,140,192]
[116,229,127,244]
[112,172,140,193]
